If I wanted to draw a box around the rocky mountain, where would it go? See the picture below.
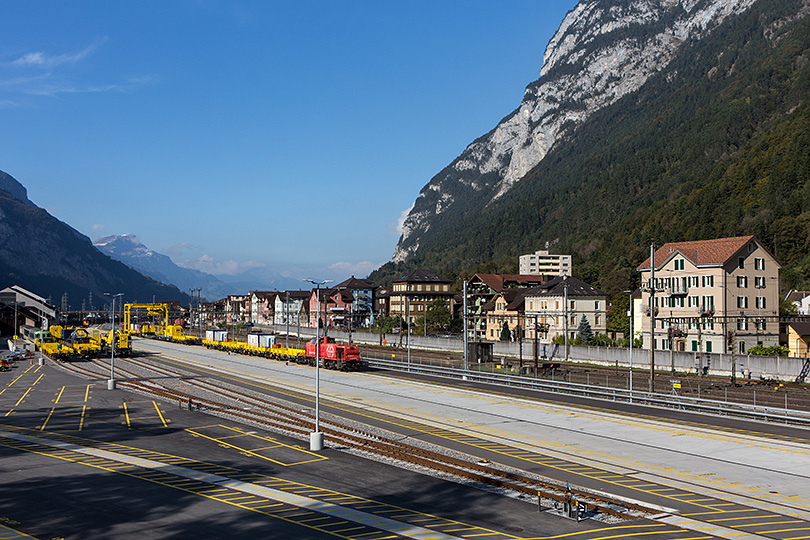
[380,0,810,298]
[95,234,307,300]
[94,234,227,301]
[392,0,759,264]
[0,170,190,308]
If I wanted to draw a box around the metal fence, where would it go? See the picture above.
[270,325,806,381]
[363,354,810,426]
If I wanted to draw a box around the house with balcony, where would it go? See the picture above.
[333,276,374,328]
[374,286,391,318]
[466,274,545,341]
[308,287,354,328]
[200,299,225,326]
[225,295,248,324]
[483,289,527,341]
[249,291,277,325]
[637,235,781,355]
[275,290,310,329]
[522,276,608,343]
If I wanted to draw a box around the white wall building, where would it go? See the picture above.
[523,276,608,342]
[519,250,572,276]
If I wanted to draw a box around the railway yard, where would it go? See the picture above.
[1,336,810,539]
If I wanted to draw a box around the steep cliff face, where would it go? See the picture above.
[392,0,757,264]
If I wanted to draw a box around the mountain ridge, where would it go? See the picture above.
[374,0,810,297]
[0,170,190,307]
[391,0,759,265]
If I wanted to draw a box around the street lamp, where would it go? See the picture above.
[104,293,123,390]
[303,278,332,451]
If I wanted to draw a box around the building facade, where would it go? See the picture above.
[523,276,608,343]
[637,236,781,355]
[483,289,525,341]
[519,250,572,276]
[785,322,810,358]
[466,274,545,341]
[389,269,454,326]
[334,276,374,328]
[249,291,277,325]
[275,291,310,328]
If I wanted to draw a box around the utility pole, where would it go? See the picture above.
[649,242,656,394]
[729,329,737,385]
[669,326,675,375]
[563,277,569,362]
[463,280,469,377]
[625,289,634,400]
[533,316,538,377]
[190,288,202,338]
[697,319,703,375]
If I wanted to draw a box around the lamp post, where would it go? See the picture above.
[304,278,332,451]
[104,293,123,390]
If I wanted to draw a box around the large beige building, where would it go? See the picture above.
[523,276,608,342]
[637,236,781,355]
[519,250,572,276]
[389,269,454,325]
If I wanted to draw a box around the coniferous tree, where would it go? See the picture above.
[577,315,594,344]
[500,321,511,342]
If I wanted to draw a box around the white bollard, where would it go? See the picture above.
[309,431,323,451]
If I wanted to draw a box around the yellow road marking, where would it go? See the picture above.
[122,402,131,427]
[153,401,169,427]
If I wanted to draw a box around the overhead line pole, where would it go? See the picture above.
[650,242,656,394]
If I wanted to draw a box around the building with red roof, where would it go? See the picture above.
[637,236,780,357]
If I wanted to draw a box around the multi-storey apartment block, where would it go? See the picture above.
[519,250,572,276]
[637,236,781,355]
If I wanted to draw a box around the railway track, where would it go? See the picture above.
[363,344,810,411]
[52,354,661,522]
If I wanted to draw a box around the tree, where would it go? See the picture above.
[372,315,403,334]
[747,344,790,356]
[425,299,451,333]
[577,315,594,344]
[780,296,798,316]
[500,321,511,342]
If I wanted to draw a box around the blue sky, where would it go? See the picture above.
[1,1,577,284]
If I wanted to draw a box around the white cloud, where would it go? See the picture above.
[2,38,153,98]
[92,224,106,231]
[24,83,125,97]
[12,39,106,69]
[177,253,265,276]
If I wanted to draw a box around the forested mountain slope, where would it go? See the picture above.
[373,0,810,297]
